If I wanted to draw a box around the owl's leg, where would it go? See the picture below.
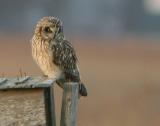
[64,71,80,82]
[41,74,48,80]
[43,74,48,77]
[56,79,65,89]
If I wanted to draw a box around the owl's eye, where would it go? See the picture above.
[44,27,52,33]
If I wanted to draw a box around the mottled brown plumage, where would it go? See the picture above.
[31,16,87,96]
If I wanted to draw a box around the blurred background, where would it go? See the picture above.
[1,0,160,126]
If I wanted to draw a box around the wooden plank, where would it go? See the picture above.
[0,89,46,126]
[60,82,79,126]
[0,77,55,90]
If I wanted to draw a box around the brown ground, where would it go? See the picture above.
[0,36,160,126]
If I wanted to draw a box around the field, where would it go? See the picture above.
[0,36,160,126]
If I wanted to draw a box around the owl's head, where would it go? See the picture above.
[34,16,64,40]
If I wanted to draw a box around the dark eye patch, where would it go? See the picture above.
[44,27,52,33]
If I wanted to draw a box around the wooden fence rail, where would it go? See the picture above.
[0,76,78,126]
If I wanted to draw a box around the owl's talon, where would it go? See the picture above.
[41,74,48,80]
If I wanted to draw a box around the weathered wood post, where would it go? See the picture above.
[44,86,56,126]
[60,82,79,126]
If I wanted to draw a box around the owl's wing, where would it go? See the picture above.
[52,40,80,81]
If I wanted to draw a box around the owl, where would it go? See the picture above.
[31,17,87,96]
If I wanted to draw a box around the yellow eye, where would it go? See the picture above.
[44,27,52,33]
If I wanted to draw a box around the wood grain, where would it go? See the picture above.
[60,82,79,126]
[0,89,46,126]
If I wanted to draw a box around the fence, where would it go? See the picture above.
[0,76,79,126]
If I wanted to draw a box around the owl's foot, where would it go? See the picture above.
[41,74,48,80]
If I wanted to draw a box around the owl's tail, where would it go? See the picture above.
[79,82,88,97]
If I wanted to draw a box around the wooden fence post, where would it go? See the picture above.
[60,82,79,126]
[44,87,56,126]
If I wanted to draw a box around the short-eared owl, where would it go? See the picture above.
[31,17,87,96]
